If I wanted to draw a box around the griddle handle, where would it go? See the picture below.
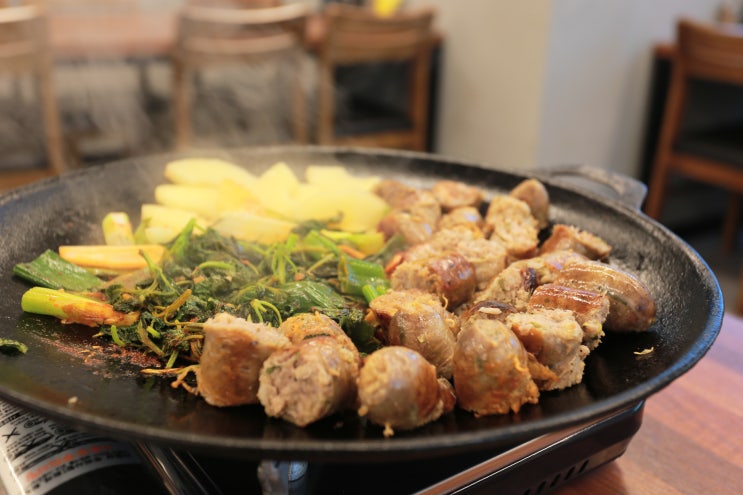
[540,164,648,210]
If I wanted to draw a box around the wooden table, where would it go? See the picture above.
[553,312,743,494]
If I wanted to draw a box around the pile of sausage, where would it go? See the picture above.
[194,176,657,436]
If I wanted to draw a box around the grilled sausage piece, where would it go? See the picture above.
[484,195,540,260]
[506,309,588,391]
[279,312,361,365]
[404,227,509,291]
[457,302,559,388]
[357,346,453,437]
[438,206,484,232]
[376,183,442,246]
[459,300,517,324]
[509,178,550,230]
[197,313,290,407]
[528,283,610,349]
[390,251,477,309]
[472,250,591,311]
[387,300,457,379]
[368,288,443,330]
[431,180,485,211]
[554,260,656,332]
[373,179,419,208]
[531,250,591,285]
[454,309,539,416]
[473,263,538,312]
[257,336,360,427]
[540,224,612,261]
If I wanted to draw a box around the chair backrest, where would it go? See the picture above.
[0,3,48,73]
[45,0,138,11]
[172,2,312,148]
[316,4,436,150]
[186,0,283,7]
[677,19,743,86]
[0,3,65,178]
[174,2,311,67]
[320,3,435,64]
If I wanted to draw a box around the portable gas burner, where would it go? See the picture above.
[138,401,643,495]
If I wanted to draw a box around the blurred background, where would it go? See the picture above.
[0,0,741,312]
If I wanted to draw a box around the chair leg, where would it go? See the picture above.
[38,63,66,174]
[173,63,192,150]
[409,52,431,152]
[723,192,742,254]
[291,54,308,144]
[316,61,334,145]
[644,70,688,220]
[643,159,671,220]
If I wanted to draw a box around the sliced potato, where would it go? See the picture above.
[142,226,181,245]
[216,180,262,215]
[305,165,380,191]
[212,211,296,244]
[154,184,220,220]
[139,204,208,244]
[164,158,256,188]
[246,162,300,218]
[293,187,389,232]
[141,203,208,230]
[260,161,300,187]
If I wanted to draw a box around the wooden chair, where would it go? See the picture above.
[644,19,743,253]
[172,2,311,150]
[0,3,65,191]
[315,3,435,151]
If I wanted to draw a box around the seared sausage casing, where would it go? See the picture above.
[357,346,452,437]
[257,336,359,427]
[454,310,538,416]
[555,261,656,332]
[197,313,290,407]
[390,251,477,309]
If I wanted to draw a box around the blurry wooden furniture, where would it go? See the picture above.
[172,2,312,149]
[644,19,743,253]
[0,3,65,190]
[43,2,181,167]
[315,3,435,151]
[187,0,283,7]
[46,8,177,60]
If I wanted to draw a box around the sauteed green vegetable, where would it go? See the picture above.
[16,219,399,366]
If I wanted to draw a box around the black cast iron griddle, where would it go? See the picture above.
[0,146,723,463]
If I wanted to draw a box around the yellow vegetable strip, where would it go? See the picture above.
[58,245,165,270]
